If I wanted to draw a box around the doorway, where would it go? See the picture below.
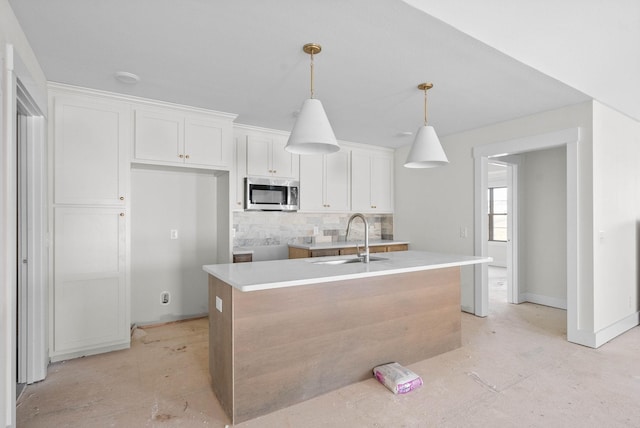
[15,79,48,386]
[472,128,579,342]
[486,160,518,306]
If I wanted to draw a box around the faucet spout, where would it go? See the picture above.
[346,213,369,263]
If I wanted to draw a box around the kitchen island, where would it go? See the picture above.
[203,251,491,423]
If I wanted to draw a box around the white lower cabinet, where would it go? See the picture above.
[300,148,350,211]
[51,207,129,361]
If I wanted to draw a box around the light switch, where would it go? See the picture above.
[170,229,178,239]
[216,296,223,313]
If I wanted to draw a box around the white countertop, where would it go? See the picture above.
[288,239,410,251]
[203,250,492,292]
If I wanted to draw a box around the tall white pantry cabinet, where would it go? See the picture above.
[49,84,235,362]
[49,86,131,361]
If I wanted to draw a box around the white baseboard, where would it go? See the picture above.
[50,341,130,363]
[594,311,640,348]
[520,292,567,310]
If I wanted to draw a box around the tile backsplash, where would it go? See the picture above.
[233,212,393,248]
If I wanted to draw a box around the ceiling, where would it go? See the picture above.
[9,0,591,149]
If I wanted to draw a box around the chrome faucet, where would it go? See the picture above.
[346,213,369,263]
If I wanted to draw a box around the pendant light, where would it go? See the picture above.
[404,83,449,168]
[285,43,339,155]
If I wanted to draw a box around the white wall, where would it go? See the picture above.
[520,146,567,308]
[394,101,593,315]
[592,102,640,338]
[131,166,218,325]
[1,1,47,425]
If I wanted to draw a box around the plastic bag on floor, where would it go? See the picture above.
[373,362,423,394]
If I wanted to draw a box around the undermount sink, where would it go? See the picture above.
[310,256,389,265]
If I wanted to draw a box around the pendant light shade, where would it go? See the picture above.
[404,83,448,168]
[287,98,339,154]
[285,43,339,155]
[404,125,448,168]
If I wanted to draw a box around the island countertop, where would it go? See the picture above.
[203,250,491,292]
[288,239,410,251]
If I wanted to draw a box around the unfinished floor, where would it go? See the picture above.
[17,268,640,427]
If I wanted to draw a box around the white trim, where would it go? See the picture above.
[594,311,640,348]
[473,128,581,345]
[1,42,18,428]
[520,293,567,310]
[22,111,48,384]
[48,82,237,121]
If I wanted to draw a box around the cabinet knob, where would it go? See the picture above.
[237,202,242,205]
[185,154,190,159]
[119,196,124,201]
[273,170,277,173]
[179,154,184,158]
[119,213,125,217]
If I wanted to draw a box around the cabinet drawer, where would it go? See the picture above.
[339,247,358,256]
[387,244,408,252]
[233,253,253,263]
[310,249,340,257]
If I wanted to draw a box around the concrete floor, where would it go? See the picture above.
[17,268,640,427]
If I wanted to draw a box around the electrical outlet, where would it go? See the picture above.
[161,291,170,305]
[216,296,223,313]
[170,229,178,240]
[313,226,319,235]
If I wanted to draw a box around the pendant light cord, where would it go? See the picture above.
[423,87,428,126]
[310,51,315,99]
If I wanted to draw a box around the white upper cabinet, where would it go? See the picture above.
[133,106,233,170]
[300,148,350,212]
[53,94,130,206]
[351,149,394,213]
[231,133,248,211]
[246,133,299,179]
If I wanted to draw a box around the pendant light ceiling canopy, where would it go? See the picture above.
[404,82,449,168]
[285,43,339,155]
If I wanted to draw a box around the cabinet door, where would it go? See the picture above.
[270,136,297,179]
[324,149,350,211]
[299,153,325,211]
[184,117,230,169]
[133,109,183,164]
[52,207,129,358]
[246,135,272,177]
[370,154,393,212]
[54,96,129,205]
[350,151,372,212]
[232,134,247,210]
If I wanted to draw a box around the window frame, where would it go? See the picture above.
[488,186,507,242]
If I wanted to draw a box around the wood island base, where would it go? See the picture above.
[208,267,461,424]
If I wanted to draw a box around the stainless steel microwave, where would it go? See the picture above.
[244,177,299,211]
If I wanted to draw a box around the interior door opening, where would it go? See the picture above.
[473,128,577,343]
[16,101,28,398]
[487,159,520,310]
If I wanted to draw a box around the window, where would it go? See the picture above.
[488,187,507,241]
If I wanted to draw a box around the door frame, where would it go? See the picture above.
[16,80,48,384]
[472,128,580,341]
[1,42,48,426]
